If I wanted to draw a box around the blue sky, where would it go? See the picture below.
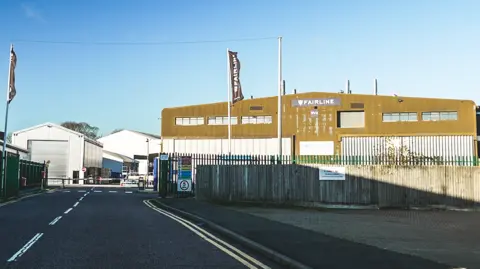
[0,0,478,135]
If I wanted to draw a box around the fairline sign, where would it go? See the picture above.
[291,98,341,107]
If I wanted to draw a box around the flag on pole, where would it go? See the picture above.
[228,50,244,104]
[8,46,16,103]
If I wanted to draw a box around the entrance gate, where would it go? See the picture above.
[157,154,194,198]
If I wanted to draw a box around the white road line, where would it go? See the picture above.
[63,190,71,193]
[79,197,84,201]
[49,216,62,226]
[64,208,73,214]
[84,193,89,197]
[78,190,86,193]
[125,191,133,194]
[144,200,270,269]
[108,191,117,193]
[7,233,44,262]
[94,190,102,193]
[73,202,79,207]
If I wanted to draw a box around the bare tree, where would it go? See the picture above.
[60,121,101,139]
[110,128,124,134]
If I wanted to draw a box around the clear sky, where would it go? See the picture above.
[0,0,478,136]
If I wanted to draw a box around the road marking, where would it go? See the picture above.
[78,190,86,193]
[79,197,84,201]
[125,191,133,194]
[73,202,79,207]
[64,208,73,214]
[109,190,117,193]
[7,233,43,262]
[144,200,270,269]
[49,216,62,226]
[94,190,102,193]
[63,190,71,193]
[83,192,89,197]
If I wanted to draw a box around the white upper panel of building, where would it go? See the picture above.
[97,130,161,158]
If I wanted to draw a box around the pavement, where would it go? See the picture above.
[156,199,462,269]
[233,206,480,269]
[0,187,278,269]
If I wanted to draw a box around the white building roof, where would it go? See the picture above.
[99,129,160,141]
[103,150,137,163]
[13,122,103,147]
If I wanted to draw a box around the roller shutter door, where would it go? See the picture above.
[28,140,69,178]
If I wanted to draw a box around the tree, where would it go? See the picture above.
[6,132,12,143]
[111,128,124,134]
[60,121,101,140]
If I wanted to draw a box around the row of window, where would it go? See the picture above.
[175,115,273,126]
[175,111,459,127]
[382,111,458,122]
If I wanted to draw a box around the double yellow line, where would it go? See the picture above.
[143,200,271,269]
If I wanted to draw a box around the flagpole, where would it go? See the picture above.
[227,48,232,155]
[1,44,13,197]
[277,37,283,161]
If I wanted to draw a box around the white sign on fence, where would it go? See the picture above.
[319,166,346,181]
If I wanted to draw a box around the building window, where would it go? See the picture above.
[207,116,238,125]
[337,111,365,128]
[241,115,273,124]
[422,111,458,121]
[382,112,417,122]
[175,117,205,126]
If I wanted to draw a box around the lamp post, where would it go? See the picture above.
[157,116,165,197]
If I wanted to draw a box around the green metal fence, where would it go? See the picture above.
[1,155,46,201]
[291,155,479,166]
[19,160,45,189]
[159,153,478,166]
[1,154,20,200]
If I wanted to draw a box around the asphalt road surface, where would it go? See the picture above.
[0,188,278,269]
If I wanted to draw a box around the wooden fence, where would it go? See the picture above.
[195,164,480,209]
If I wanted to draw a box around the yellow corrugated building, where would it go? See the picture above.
[161,92,477,159]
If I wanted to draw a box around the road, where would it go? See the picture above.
[0,187,277,269]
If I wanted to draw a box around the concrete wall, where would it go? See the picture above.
[195,164,480,209]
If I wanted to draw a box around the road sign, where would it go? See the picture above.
[177,156,192,192]
[160,154,169,161]
[82,167,86,172]
[178,179,191,192]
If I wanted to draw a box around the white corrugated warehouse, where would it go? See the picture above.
[12,122,103,179]
[97,130,161,175]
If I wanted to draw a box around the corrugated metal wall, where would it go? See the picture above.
[162,138,291,155]
[84,141,103,168]
[341,135,475,160]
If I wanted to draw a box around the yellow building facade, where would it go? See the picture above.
[161,92,477,158]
